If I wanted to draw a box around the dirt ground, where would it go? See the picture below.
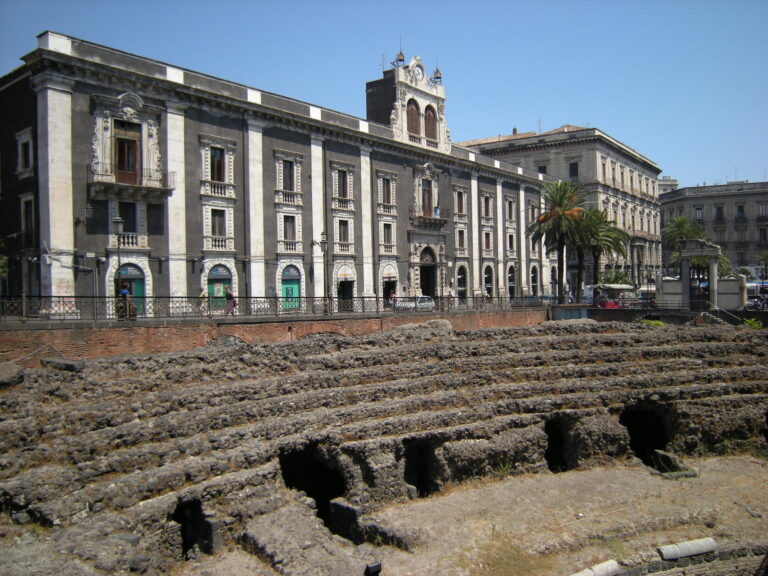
[182,454,767,576]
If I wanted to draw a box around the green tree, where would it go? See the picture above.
[526,181,586,304]
[584,209,629,284]
[661,216,705,271]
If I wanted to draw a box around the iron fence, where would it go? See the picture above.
[0,295,549,323]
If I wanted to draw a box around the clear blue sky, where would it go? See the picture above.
[2,0,766,188]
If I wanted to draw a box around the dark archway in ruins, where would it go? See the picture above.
[544,419,569,473]
[171,499,214,559]
[404,440,439,497]
[620,406,669,469]
[279,445,346,528]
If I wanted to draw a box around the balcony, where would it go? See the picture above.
[275,190,303,206]
[203,236,235,252]
[426,138,438,149]
[335,241,355,255]
[378,203,397,216]
[88,163,175,201]
[277,240,303,253]
[409,206,449,229]
[332,197,354,211]
[454,212,468,224]
[409,134,421,144]
[481,216,495,227]
[455,247,468,258]
[379,243,397,255]
[109,232,149,250]
[201,180,236,199]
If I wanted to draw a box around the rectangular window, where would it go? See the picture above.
[569,162,578,178]
[211,209,226,237]
[506,199,515,220]
[383,222,393,245]
[119,202,137,233]
[21,198,34,247]
[456,191,465,214]
[759,204,767,217]
[760,228,767,243]
[537,165,547,175]
[211,147,225,182]
[337,170,348,198]
[339,219,349,243]
[507,233,515,251]
[458,229,465,249]
[695,207,703,221]
[483,196,491,217]
[283,215,296,241]
[382,178,392,204]
[484,232,491,250]
[601,163,606,182]
[715,205,724,220]
[114,120,141,185]
[20,141,31,170]
[282,160,295,191]
[422,180,432,215]
[737,204,745,216]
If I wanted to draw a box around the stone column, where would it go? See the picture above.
[517,186,528,295]
[495,180,505,297]
[247,117,267,297]
[33,72,75,297]
[681,257,691,310]
[311,135,326,297]
[166,102,187,297]
[709,257,719,309]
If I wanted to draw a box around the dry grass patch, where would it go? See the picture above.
[457,532,555,576]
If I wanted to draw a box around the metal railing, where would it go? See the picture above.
[0,295,548,323]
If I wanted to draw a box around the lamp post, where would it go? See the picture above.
[312,231,329,314]
[112,215,124,270]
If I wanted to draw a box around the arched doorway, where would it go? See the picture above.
[507,265,516,299]
[530,265,539,297]
[456,266,468,301]
[281,265,301,311]
[419,248,437,297]
[381,263,398,307]
[207,264,232,313]
[336,263,356,312]
[115,263,145,316]
[483,265,494,297]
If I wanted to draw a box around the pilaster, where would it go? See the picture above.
[311,135,326,297]
[359,145,375,296]
[517,187,528,294]
[495,180,505,297]
[471,173,481,295]
[166,102,187,295]
[32,72,75,296]
[247,117,267,296]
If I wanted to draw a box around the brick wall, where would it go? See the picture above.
[0,309,546,367]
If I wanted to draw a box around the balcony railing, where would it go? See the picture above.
[335,241,354,254]
[378,203,397,215]
[426,139,438,149]
[109,232,149,250]
[201,180,236,199]
[332,197,354,211]
[89,162,175,189]
[277,240,303,253]
[204,236,235,251]
[379,243,396,255]
[275,190,303,205]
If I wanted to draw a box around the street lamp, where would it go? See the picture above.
[312,231,329,312]
[112,216,124,269]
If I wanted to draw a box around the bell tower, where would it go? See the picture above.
[366,52,451,153]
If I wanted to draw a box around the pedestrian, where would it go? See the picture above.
[225,286,236,316]
[199,287,209,317]
[118,281,131,319]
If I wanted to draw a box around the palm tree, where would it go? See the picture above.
[661,216,705,271]
[584,209,630,286]
[526,181,586,304]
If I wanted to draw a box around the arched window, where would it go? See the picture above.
[456,266,467,301]
[407,99,420,136]
[484,266,494,297]
[508,265,516,299]
[530,265,539,297]
[424,106,437,141]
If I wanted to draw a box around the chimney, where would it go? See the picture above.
[512,127,518,135]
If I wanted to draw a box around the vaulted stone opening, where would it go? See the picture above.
[279,445,347,530]
[620,405,670,470]
[403,440,440,497]
[544,419,569,473]
[171,499,217,559]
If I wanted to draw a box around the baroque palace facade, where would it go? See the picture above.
[0,32,557,303]
[461,126,663,290]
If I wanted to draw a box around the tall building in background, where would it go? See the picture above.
[660,182,768,276]
[460,125,663,289]
[0,32,558,305]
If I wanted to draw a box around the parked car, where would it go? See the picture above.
[393,296,436,312]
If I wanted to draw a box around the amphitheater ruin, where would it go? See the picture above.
[0,319,767,575]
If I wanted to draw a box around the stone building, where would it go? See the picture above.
[659,181,768,276]
[460,125,663,290]
[0,32,558,305]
